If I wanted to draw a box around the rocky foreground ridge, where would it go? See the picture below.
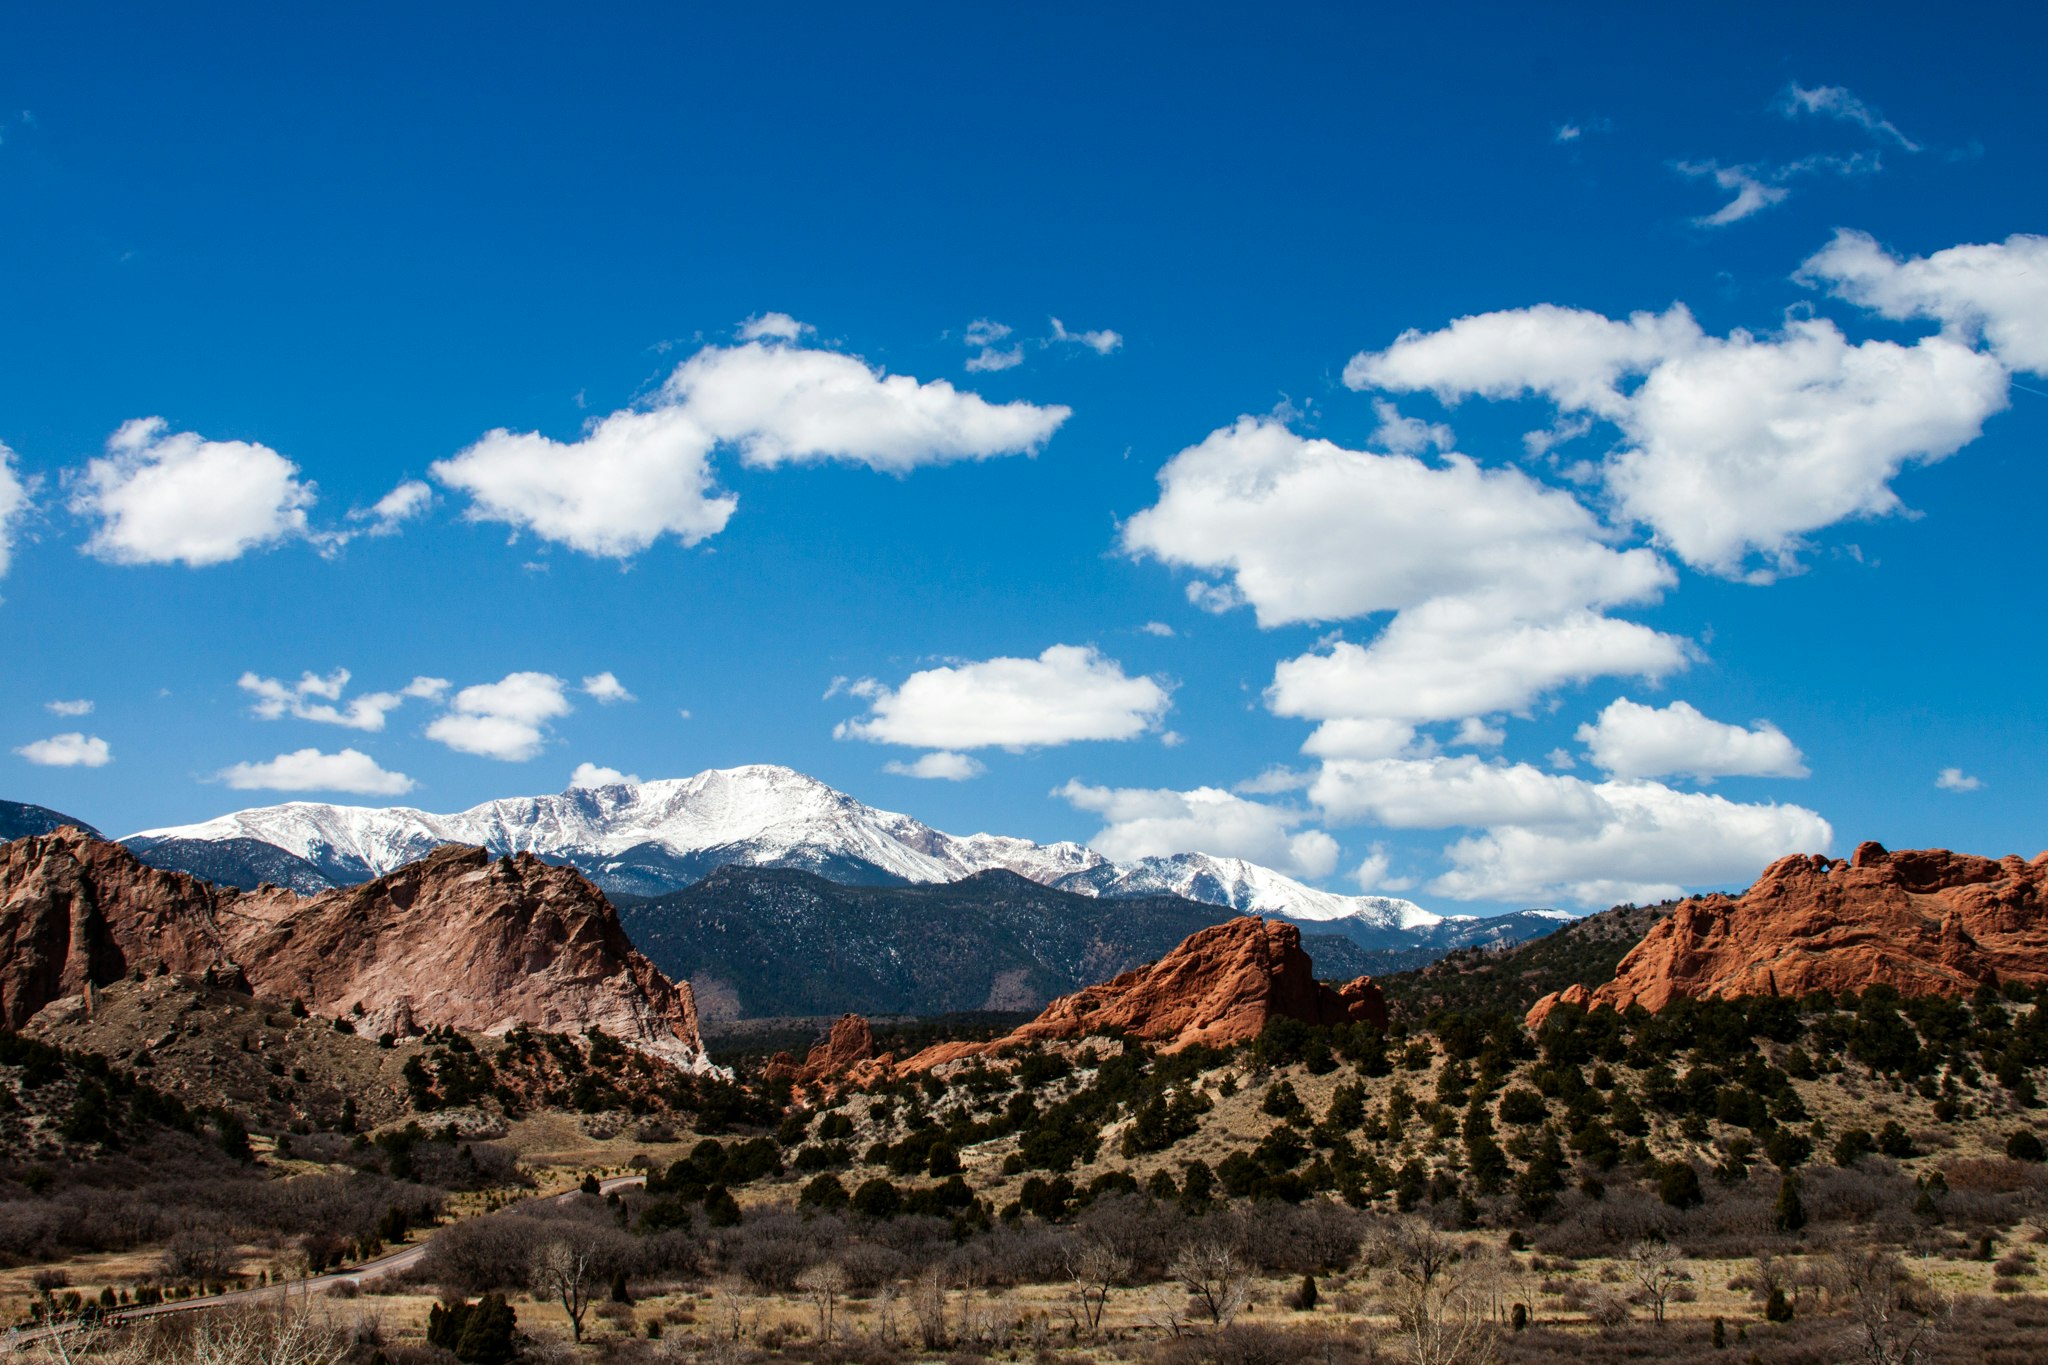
[1529,840,2048,1026]
[0,828,714,1070]
[772,917,1387,1084]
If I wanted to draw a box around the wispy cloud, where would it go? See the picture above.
[1048,317,1122,355]
[1554,117,1611,144]
[1778,83,1920,152]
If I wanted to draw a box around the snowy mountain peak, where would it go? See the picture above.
[123,763,1445,942]
[1055,852,1444,932]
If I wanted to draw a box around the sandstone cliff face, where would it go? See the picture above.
[0,829,713,1070]
[0,829,241,1028]
[900,916,1387,1072]
[227,844,712,1070]
[1528,842,2048,1028]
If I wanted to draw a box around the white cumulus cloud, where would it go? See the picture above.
[1299,749,1828,907]
[0,440,27,581]
[964,346,1024,373]
[883,751,985,781]
[71,418,316,566]
[1801,230,2048,376]
[424,671,573,761]
[237,668,448,732]
[1368,399,1454,455]
[1124,417,1672,628]
[436,329,1068,557]
[217,747,414,795]
[569,762,641,788]
[1936,767,1983,792]
[1058,780,1339,879]
[433,405,735,558]
[738,312,811,342]
[1351,842,1416,894]
[665,336,1067,472]
[1310,755,1610,831]
[1576,697,1808,781]
[836,645,1170,751]
[1434,781,1832,907]
[581,672,635,704]
[1347,292,2010,577]
[15,732,111,767]
[350,479,433,536]
[1271,609,1692,732]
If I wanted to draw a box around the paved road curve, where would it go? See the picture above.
[4,1174,647,1353]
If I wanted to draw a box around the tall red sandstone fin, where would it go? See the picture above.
[772,1013,883,1089]
[1527,844,2048,1028]
[898,915,1387,1073]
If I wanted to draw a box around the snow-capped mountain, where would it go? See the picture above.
[1054,853,1447,934]
[125,765,1111,895]
[122,763,1542,950]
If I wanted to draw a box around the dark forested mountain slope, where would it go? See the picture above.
[619,866,1386,1023]
[1379,899,1677,1023]
[0,800,102,842]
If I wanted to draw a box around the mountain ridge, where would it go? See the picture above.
[114,764,1509,950]
[0,800,103,843]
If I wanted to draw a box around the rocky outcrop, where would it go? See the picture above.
[899,916,1387,1071]
[227,844,713,1070]
[0,829,714,1071]
[765,1012,896,1089]
[0,828,242,1028]
[1528,841,2048,1027]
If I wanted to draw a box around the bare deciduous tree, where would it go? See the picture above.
[709,1275,753,1343]
[910,1265,950,1350]
[43,1304,352,1365]
[873,1284,902,1346]
[158,1228,241,1285]
[1168,1237,1251,1327]
[794,1261,848,1343]
[531,1237,600,1343]
[1381,1223,1500,1365]
[1141,1284,1193,1338]
[1828,1247,1947,1365]
[1063,1238,1132,1335]
[1625,1239,1689,1324]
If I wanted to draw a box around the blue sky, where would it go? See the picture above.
[2,3,2043,913]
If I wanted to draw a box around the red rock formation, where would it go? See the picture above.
[765,1012,895,1088]
[227,844,712,1069]
[0,829,713,1070]
[1528,841,2048,1028]
[0,828,242,1027]
[899,916,1386,1072]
